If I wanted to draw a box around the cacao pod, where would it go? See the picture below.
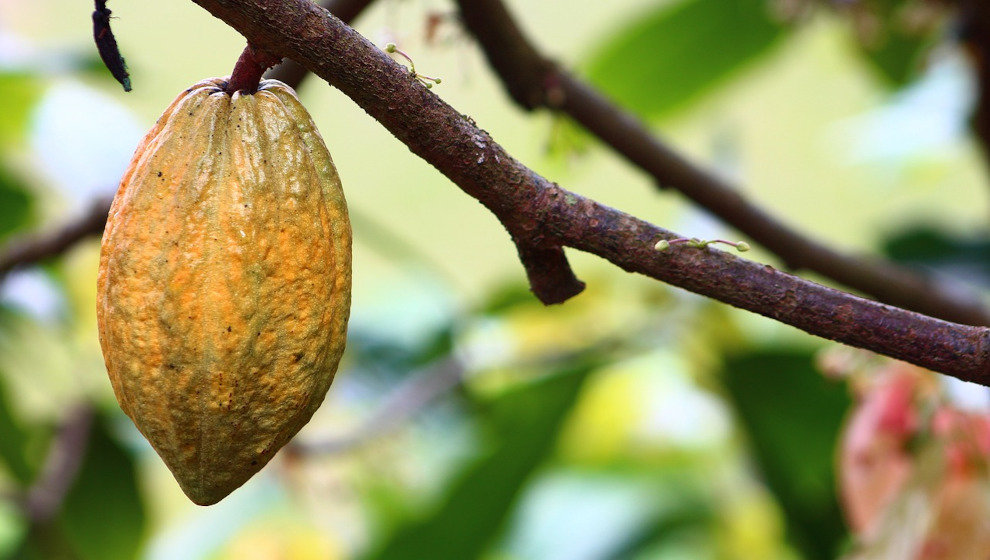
[97,77,351,505]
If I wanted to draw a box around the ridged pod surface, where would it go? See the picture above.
[97,78,351,506]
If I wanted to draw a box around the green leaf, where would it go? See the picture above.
[602,489,714,560]
[843,0,936,87]
[719,348,850,560]
[10,413,145,560]
[585,0,790,119]
[367,363,593,560]
[58,414,145,560]
[882,226,990,287]
[859,30,928,87]
[0,369,37,484]
[0,73,42,147]
[477,282,540,316]
[0,168,33,242]
[52,413,145,560]
[347,324,456,378]
[0,73,40,241]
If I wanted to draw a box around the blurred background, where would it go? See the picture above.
[0,0,989,558]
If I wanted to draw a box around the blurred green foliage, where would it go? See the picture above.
[370,362,592,560]
[0,0,982,559]
[0,170,33,243]
[852,0,935,86]
[12,414,146,560]
[721,349,850,560]
[585,0,790,119]
[0,367,45,485]
[0,73,38,242]
[56,415,146,560]
[0,73,42,147]
[883,226,990,287]
[860,26,929,87]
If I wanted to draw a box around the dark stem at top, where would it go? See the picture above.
[225,44,282,94]
[92,0,131,91]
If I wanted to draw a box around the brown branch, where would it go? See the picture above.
[515,243,585,304]
[265,0,377,86]
[186,0,990,381]
[0,197,111,283]
[959,0,990,171]
[225,44,281,94]
[276,7,576,304]
[0,0,375,285]
[454,0,990,327]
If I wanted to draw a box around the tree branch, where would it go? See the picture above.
[0,197,111,283]
[454,0,990,328]
[265,0,376,87]
[186,0,990,381]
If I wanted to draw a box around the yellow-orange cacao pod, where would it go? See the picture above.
[97,78,351,505]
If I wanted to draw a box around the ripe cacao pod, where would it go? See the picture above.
[97,77,351,506]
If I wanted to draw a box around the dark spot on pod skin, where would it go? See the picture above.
[227,326,232,333]
[157,171,162,177]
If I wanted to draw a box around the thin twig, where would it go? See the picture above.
[0,197,111,283]
[454,0,990,327]
[292,327,637,456]
[188,0,990,381]
[22,405,94,524]
[292,356,466,455]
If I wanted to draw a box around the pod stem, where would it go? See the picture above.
[225,44,282,94]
